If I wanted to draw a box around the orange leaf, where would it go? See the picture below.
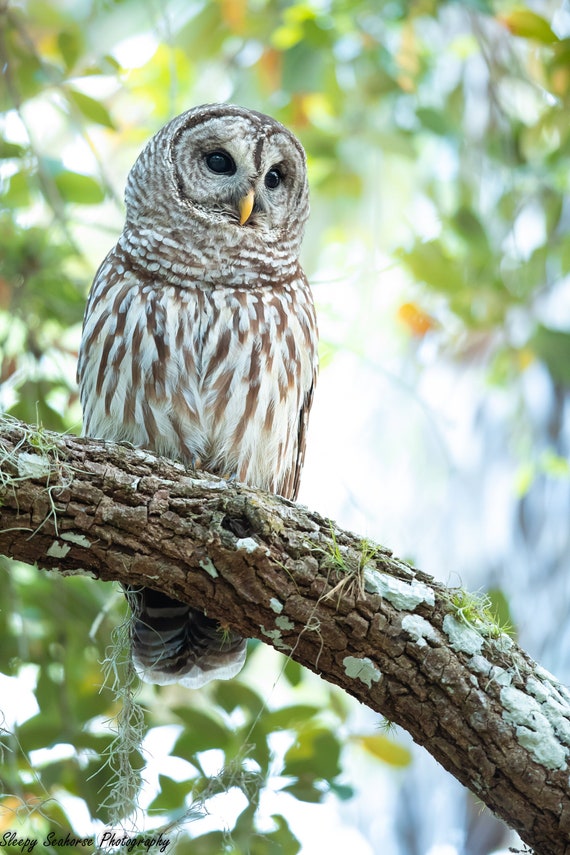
[221,0,247,33]
[0,795,38,831]
[258,48,282,93]
[397,302,436,337]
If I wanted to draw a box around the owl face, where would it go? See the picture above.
[172,110,307,233]
[126,104,309,254]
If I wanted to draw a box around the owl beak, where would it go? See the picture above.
[238,189,255,225]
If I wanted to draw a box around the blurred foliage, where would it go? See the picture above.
[1,0,569,850]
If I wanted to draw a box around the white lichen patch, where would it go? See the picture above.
[526,676,570,743]
[260,626,291,651]
[492,667,515,687]
[18,452,51,480]
[443,614,484,655]
[364,567,435,611]
[60,532,91,548]
[188,478,225,490]
[501,685,568,770]
[133,447,178,467]
[275,615,294,631]
[47,541,71,559]
[469,656,514,688]
[235,537,259,553]
[494,634,514,653]
[535,665,570,706]
[469,654,493,678]
[199,557,218,578]
[269,598,283,614]
[469,658,520,693]
[401,614,437,647]
[343,655,382,688]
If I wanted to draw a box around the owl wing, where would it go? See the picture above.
[277,275,318,502]
[279,371,316,502]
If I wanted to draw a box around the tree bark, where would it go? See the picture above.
[0,417,569,855]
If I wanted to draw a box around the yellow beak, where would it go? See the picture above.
[238,189,255,225]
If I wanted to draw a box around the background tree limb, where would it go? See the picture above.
[0,417,569,855]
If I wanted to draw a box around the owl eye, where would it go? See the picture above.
[265,167,282,189]
[205,150,236,175]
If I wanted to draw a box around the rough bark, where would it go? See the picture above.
[0,417,569,855]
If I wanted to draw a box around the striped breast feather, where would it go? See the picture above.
[79,254,318,499]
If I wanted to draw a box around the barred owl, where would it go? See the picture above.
[77,103,318,688]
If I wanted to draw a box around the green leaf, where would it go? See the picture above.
[416,107,450,135]
[262,705,320,731]
[4,171,32,206]
[282,658,302,686]
[550,37,570,69]
[181,831,225,855]
[397,241,464,294]
[281,780,325,803]
[16,716,63,752]
[233,808,301,854]
[451,207,489,254]
[172,708,231,756]
[498,10,559,45]
[66,88,115,128]
[58,30,83,71]
[212,680,264,717]
[532,324,570,385]
[34,666,61,713]
[54,171,105,204]
[330,781,355,801]
[0,139,26,158]
[542,187,563,233]
[354,734,412,767]
[9,381,71,432]
[147,774,195,813]
[266,814,301,854]
[283,726,341,780]
[282,42,328,92]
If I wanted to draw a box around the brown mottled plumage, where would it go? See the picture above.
[78,104,317,688]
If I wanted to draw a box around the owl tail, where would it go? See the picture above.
[127,587,247,688]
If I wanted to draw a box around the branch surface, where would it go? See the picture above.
[0,417,569,855]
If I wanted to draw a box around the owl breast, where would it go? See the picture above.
[79,250,316,498]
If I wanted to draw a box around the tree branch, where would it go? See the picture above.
[0,417,569,855]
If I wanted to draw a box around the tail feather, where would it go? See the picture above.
[127,588,247,689]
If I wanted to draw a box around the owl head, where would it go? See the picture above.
[124,104,309,260]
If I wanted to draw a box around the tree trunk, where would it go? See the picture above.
[0,417,569,855]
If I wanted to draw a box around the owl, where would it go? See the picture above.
[77,103,318,688]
